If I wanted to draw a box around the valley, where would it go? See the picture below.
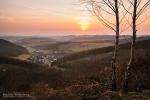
[0,35,150,99]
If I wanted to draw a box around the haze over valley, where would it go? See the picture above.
[0,0,150,99]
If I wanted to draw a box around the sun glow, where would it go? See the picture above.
[80,22,89,31]
[77,15,90,31]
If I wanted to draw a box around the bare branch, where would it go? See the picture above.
[128,0,134,6]
[92,6,116,31]
[120,0,133,16]
[136,1,150,19]
[137,15,150,26]
[137,0,142,8]
[119,4,132,23]
[101,0,116,12]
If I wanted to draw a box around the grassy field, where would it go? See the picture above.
[15,54,30,60]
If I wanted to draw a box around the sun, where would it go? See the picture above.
[78,16,90,31]
[80,22,89,31]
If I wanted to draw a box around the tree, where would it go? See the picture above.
[81,0,126,91]
[122,0,150,92]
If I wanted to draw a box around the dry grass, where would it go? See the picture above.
[15,54,30,60]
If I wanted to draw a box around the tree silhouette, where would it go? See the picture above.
[122,0,150,92]
[81,0,127,91]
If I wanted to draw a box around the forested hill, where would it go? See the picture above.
[0,39,29,57]
[57,39,150,63]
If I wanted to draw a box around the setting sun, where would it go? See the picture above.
[78,16,90,31]
[80,22,89,31]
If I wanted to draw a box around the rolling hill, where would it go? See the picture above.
[56,38,150,64]
[0,37,150,99]
[0,56,64,92]
[53,38,150,90]
[15,37,56,47]
[0,39,29,57]
[52,35,132,42]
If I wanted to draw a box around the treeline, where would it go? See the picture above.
[0,39,29,57]
[0,56,66,92]
[0,56,45,71]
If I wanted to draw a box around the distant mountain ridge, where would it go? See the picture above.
[0,39,29,57]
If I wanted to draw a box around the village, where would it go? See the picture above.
[27,50,70,67]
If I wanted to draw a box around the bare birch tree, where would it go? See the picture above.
[122,0,150,92]
[81,0,127,91]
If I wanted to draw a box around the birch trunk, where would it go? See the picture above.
[112,0,120,91]
[123,0,137,92]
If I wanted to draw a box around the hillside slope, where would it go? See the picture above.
[15,37,56,47]
[0,39,29,57]
[57,39,150,63]
[0,56,64,92]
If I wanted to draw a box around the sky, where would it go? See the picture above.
[0,0,150,36]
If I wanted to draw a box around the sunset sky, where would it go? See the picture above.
[0,0,150,36]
